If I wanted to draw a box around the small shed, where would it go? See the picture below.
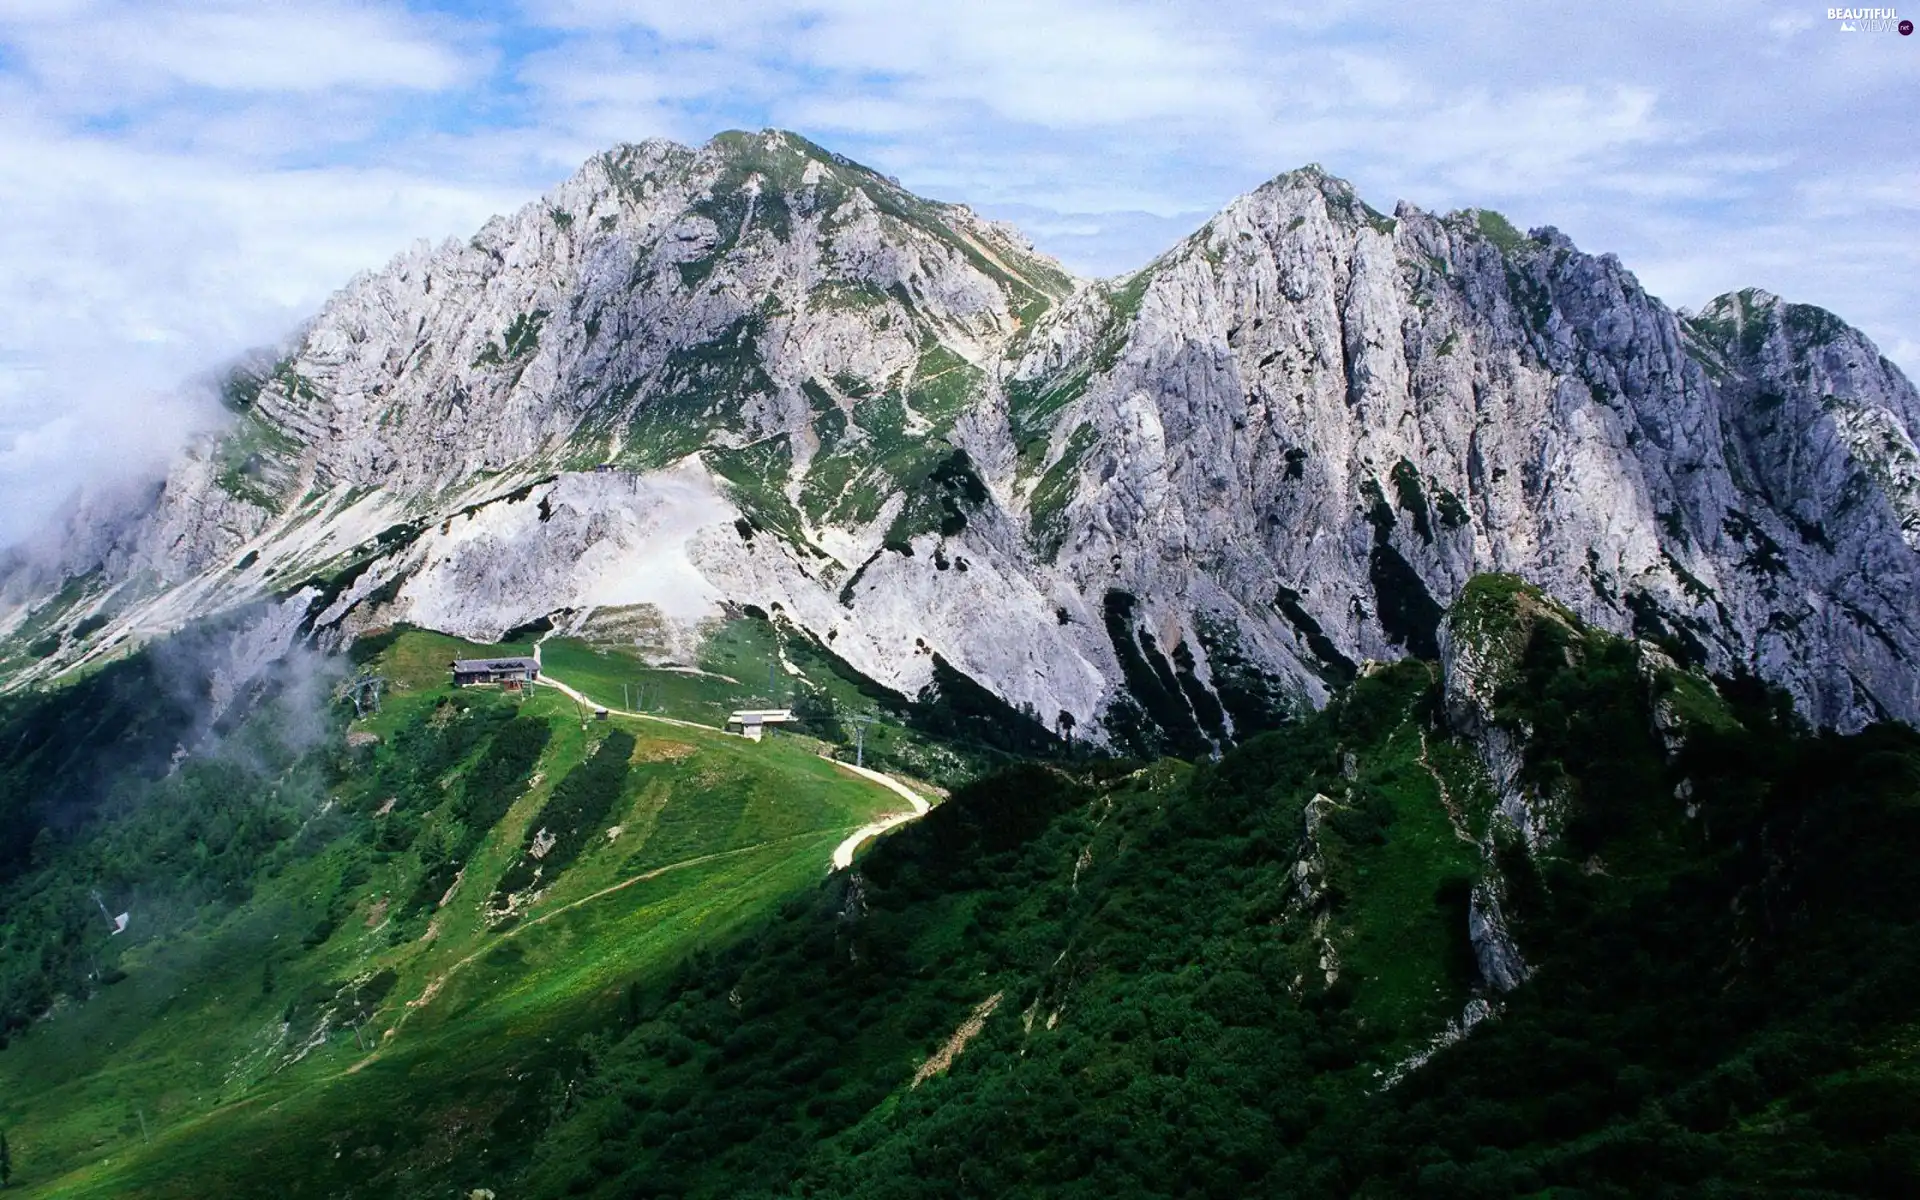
[725,708,795,742]
[451,657,541,687]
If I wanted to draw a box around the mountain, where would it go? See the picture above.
[4,129,1918,743]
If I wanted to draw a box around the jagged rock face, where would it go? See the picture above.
[1004,172,1920,733]
[4,134,1917,740]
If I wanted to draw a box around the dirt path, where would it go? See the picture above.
[534,654,934,871]
[1418,730,1478,844]
[530,629,715,731]
[535,674,715,732]
[826,758,932,871]
[912,990,1003,1087]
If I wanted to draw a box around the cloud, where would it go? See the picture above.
[791,0,1267,129]
[0,112,526,543]
[3,0,479,106]
[0,0,1914,547]
[974,204,1214,278]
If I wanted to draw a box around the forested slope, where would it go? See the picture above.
[515,583,1920,1198]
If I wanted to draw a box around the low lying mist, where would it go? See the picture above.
[0,606,354,1041]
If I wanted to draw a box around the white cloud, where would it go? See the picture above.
[0,0,1915,545]
[2,0,478,102]
[976,203,1212,277]
[0,112,526,542]
[781,94,943,136]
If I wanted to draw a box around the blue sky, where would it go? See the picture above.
[0,0,1915,542]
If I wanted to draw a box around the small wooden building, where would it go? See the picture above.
[451,657,541,687]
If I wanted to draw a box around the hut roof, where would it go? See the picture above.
[451,657,541,672]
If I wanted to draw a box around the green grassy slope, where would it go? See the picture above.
[0,629,901,1198]
[7,582,1920,1197]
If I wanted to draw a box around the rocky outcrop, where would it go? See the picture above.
[1467,882,1528,994]
[1431,576,1566,992]
[1433,575,1583,850]
[4,134,1917,743]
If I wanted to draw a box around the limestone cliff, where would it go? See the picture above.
[4,133,1915,744]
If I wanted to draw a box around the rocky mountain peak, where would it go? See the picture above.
[3,139,1916,745]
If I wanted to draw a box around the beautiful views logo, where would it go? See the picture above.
[1827,6,1912,31]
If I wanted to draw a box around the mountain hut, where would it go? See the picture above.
[450,657,541,687]
[725,708,795,742]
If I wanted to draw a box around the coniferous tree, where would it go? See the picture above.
[2,1126,13,1188]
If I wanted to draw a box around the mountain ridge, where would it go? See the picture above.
[4,128,1917,742]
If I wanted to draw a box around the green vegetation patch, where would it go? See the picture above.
[905,343,985,430]
[910,654,1064,761]
[218,356,274,414]
[624,763,754,872]
[1360,477,1444,659]
[1005,368,1094,475]
[1449,571,1571,652]
[1193,611,1298,735]
[493,728,637,900]
[474,309,551,368]
[1028,422,1097,561]
[1390,457,1434,544]
[1099,590,1213,759]
[400,713,553,919]
[10,590,1920,1198]
[501,663,1490,1197]
[797,375,981,536]
[1092,270,1154,375]
[882,448,989,550]
[624,315,773,469]
[1782,301,1848,347]
[1475,208,1529,255]
[213,407,304,510]
[0,571,105,673]
[495,599,1920,1199]
[705,435,814,551]
[1273,584,1358,687]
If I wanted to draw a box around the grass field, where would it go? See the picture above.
[0,630,901,1198]
[538,616,877,730]
[539,624,787,726]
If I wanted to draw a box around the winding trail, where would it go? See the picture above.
[391,836,817,1027]
[826,758,933,871]
[341,833,827,1077]
[1418,729,1478,845]
[46,655,942,1192]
